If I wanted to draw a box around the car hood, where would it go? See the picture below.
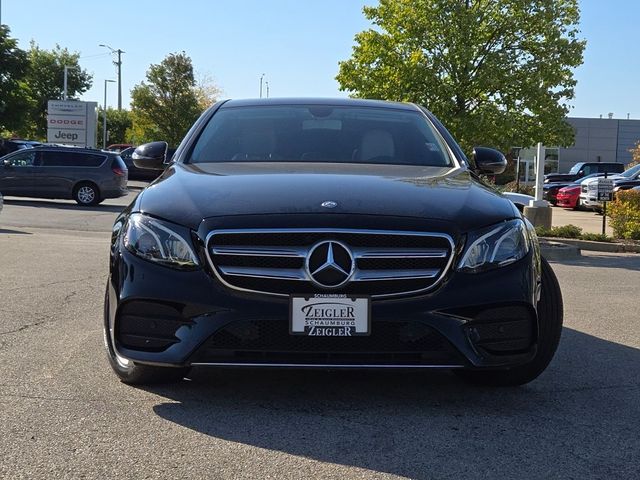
[545,173,576,182]
[582,174,625,185]
[136,162,518,232]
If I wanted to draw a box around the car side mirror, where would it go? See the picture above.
[472,147,507,175]
[132,141,168,169]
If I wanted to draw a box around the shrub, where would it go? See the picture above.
[500,180,535,196]
[607,190,640,240]
[580,233,613,242]
[536,224,582,239]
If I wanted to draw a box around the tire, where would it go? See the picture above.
[456,257,563,387]
[103,286,190,385]
[573,198,581,210]
[74,182,101,206]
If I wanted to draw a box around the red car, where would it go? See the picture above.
[556,184,581,209]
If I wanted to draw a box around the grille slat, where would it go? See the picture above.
[206,229,455,298]
[354,269,439,281]
[353,248,448,259]
[219,265,307,280]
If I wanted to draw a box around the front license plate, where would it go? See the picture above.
[290,294,370,336]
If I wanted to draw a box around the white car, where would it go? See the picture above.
[579,164,640,210]
[502,191,535,212]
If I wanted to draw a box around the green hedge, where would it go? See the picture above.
[535,224,614,243]
[607,190,640,240]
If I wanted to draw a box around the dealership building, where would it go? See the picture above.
[517,116,640,179]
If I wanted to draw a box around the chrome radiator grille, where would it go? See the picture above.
[206,229,455,298]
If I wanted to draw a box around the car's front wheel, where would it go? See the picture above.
[74,182,102,206]
[573,198,582,210]
[103,286,190,385]
[456,256,563,387]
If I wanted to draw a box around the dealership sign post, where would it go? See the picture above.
[47,100,98,148]
[597,174,614,235]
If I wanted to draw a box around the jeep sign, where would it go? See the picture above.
[47,100,97,148]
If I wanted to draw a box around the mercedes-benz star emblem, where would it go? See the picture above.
[305,241,354,288]
[321,201,338,209]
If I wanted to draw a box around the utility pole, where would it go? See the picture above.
[63,65,79,100]
[63,66,69,100]
[99,44,124,110]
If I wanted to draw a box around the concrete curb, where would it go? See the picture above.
[540,237,640,253]
[539,240,581,261]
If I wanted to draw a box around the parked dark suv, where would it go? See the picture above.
[544,161,624,183]
[0,138,41,157]
[0,146,128,205]
[104,98,563,387]
[120,146,165,181]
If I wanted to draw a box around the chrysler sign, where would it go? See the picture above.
[47,100,97,148]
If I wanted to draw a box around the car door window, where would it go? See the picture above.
[4,151,37,167]
[40,151,106,167]
[581,165,592,175]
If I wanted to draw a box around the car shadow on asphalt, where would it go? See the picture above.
[143,327,639,479]
[0,228,32,235]
[3,198,125,213]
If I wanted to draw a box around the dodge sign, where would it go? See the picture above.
[47,100,97,148]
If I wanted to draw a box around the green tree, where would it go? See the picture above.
[130,52,203,147]
[24,42,93,138]
[336,0,585,154]
[97,108,133,146]
[194,72,222,111]
[0,25,32,135]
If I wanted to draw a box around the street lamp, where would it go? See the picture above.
[99,44,125,110]
[259,73,265,98]
[62,65,79,100]
[103,79,116,149]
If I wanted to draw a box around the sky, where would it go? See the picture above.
[2,0,639,119]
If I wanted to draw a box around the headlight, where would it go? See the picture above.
[457,219,530,273]
[123,213,199,269]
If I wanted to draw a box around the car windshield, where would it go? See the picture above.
[188,105,453,167]
[568,163,584,174]
[572,173,599,184]
[619,163,640,178]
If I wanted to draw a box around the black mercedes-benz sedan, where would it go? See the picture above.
[104,98,563,386]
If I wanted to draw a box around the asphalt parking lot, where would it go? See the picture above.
[551,204,614,235]
[0,188,638,479]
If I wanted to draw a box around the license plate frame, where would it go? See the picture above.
[289,294,371,337]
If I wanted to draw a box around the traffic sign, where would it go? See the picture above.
[597,178,614,202]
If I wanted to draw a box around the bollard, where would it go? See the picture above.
[523,201,552,229]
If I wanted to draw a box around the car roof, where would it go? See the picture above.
[219,97,419,111]
[31,145,116,155]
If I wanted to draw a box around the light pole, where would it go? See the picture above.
[99,44,124,110]
[103,79,116,149]
[265,81,270,98]
[62,65,79,101]
[259,73,265,98]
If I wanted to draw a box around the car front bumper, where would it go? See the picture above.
[106,243,542,370]
[579,193,602,209]
[556,194,577,208]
